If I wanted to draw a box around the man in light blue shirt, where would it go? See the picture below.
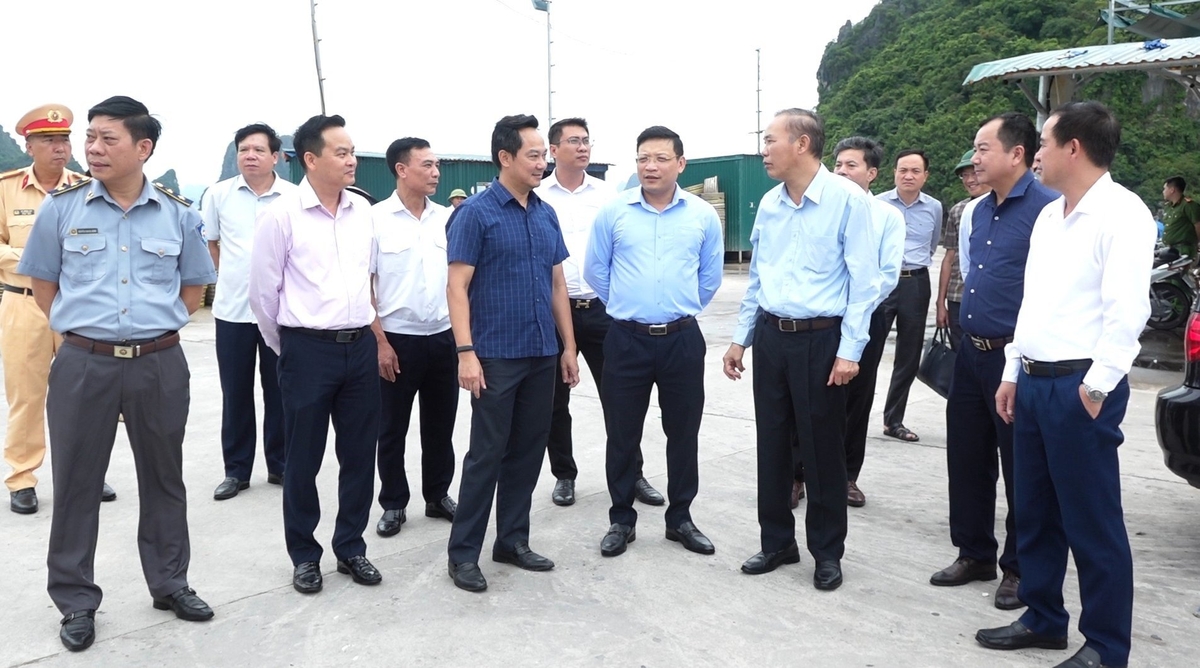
[722,109,882,592]
[584,126,723,559]
[876,149,944,443]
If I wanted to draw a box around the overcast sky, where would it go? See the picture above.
[2,0,882,188]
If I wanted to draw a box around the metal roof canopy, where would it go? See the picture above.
[963,36,1200,125]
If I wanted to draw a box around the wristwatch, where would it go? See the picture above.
[1083,384,1108,403]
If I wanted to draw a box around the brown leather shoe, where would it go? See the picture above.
[790,480,805,509]
[994,570,1024,610]
[930,556,997,586]
[847,481,866,507]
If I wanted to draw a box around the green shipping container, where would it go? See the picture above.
[676,153,777,259]
[288,152,607,206]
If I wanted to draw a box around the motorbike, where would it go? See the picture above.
[1148,248,1196,331]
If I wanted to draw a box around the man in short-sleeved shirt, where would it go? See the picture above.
[444,114,579,593]
[19,95,217,651]
[202,123,295,500]
[1161,176,1200,260]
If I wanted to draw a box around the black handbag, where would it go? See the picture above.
[917,327,956,399]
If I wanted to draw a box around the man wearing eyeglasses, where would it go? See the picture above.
[535,118,661,509]
[585,126,723,559]
[936,150,991,352]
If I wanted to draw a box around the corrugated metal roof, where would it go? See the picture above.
[964,36,1200,84]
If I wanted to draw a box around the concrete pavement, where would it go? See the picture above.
[1,261,1198,667]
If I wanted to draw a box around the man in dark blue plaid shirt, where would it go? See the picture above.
[445,114,579,593]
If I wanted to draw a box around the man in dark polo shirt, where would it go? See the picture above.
[445,114,580,593]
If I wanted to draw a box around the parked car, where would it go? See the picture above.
[1155,295,1200,488]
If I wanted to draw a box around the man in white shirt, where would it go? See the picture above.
[535,118,661,508]
[202,123,295,501]
[370,138,458,537]
[976,102,1154,668]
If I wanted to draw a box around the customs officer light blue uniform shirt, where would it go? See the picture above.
[583,185,723,323]
[18,178,216,340]
[733,166,882,362]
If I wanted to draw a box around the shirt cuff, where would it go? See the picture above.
[1082,364,1125,394]
[732,323,754,348]
[836,338,865,363]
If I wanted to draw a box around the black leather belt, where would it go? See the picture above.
[969,334,1013,352]
[64,331,180,358]
[571,298,595,309]
[285,326,370,343]
[2,283,33,296]
[899,267,929,278]
[1021,357,1092,378]
[614,316,696,336]
[763,312,841,333]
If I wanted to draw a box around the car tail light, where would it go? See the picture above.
[1187,313,1200,362]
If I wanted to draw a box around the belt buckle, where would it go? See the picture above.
[1021,358,1032,375]
[114,344,136,359]
[575,300,590,309]
[777,318,798,333]
[335,330,357,343]
[972,336,990,351]
[648,324,668,336]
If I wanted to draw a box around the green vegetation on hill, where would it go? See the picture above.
[817,0,1200,211]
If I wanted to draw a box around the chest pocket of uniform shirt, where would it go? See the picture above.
[377,234,415,277]
[138,238,181,284]
[802,234,842,273]
[62,236,108,283]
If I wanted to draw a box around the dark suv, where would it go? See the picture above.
[1155,297,1200,488]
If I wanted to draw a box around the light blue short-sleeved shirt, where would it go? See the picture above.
[18,177,217,341]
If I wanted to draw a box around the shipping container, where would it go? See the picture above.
[676,154,777,260]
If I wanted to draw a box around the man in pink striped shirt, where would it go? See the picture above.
[249,114,381,595]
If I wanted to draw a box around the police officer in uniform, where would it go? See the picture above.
[0,104,116,513]
[18,96,217,652]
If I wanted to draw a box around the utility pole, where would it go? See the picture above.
[755,48,762,152]
[533,0,553,125]
[1108,0,1115,45]
[311,0,327,114]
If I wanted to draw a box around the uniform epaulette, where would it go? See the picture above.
[153,182,192,207]
[0,168,24,181]
[49,177,92,196]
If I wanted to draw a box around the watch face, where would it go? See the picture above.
[1087,389,1106,402]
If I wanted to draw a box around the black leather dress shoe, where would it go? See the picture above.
[152,586,214,621]
[336,555,382,585]
[492,541,554,571]
[10,488,37,514]
[665,521,715,555]
[293,561,323,594]
[266,472,283,485]
[816,556,844,587]
[213,477,248,501]
[814,560,844,590]
[376,509,406,536]
[994,570,1024,610]
[449,561,488,592]
[975,620,1068,650]
[101,482,116,502]
[634,477,665,506]
[741,541,801,575]
[1054,645,1121,668]
[425,496,456,521]
[930,556,998,586]
[551,479,575,506]
[60,610,96,652]
[600,523,636,557]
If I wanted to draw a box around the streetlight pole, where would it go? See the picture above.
[533,0,552,125]
[311,0,327,114]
